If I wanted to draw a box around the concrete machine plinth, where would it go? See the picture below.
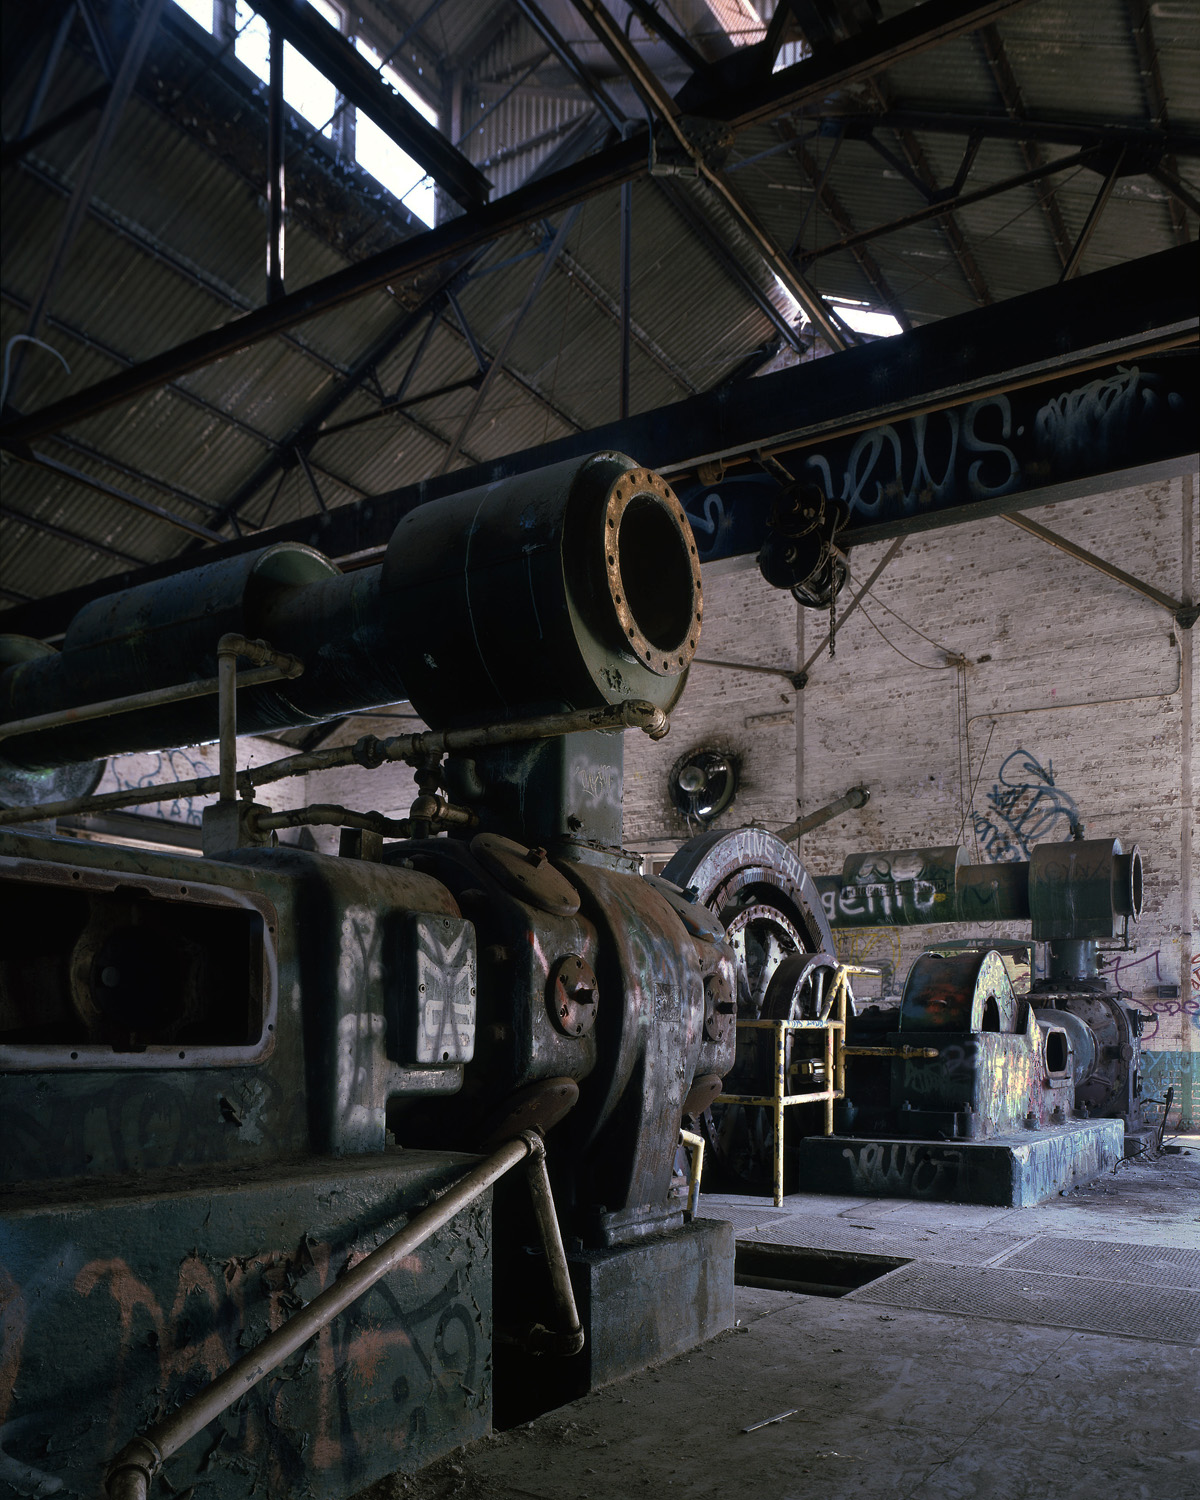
[496,1216,735,1426]
[795,1119,1124,1206]
[0,1152,492,1498]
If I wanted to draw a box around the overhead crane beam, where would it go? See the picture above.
[4,241,1193,643]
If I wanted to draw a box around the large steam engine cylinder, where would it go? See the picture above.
[0,454,740,1498]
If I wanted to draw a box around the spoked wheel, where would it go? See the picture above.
[661,828,835,1192]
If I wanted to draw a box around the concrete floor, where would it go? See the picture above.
[358,1142,1200,1500]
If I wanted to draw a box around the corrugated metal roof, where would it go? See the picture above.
[2,0,1194,612]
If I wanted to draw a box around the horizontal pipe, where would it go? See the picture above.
[0,662,294,742]
[736,1019,846,1030]
[250,803,411,836]
[777,785,870,843]
[106,1135,539,1500]
[0,700,671,827]
[250,799,479,839]
[719,1090,839,1107]
[841,1047,913,1062]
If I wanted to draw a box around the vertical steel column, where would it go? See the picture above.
[267,27,286,302]
[217,640,238,802]
[619,178,632,418]
[774,1023,786,1208]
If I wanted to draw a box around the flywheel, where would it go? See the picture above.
[661,828,835,1190]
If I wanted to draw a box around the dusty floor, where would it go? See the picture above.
[358,1142,1200,1500]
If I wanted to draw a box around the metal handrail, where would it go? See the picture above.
[105,1131,581,1500]
[720,964,878,1207]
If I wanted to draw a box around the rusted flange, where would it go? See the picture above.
[603,466,703,676]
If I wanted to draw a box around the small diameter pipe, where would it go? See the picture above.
[0,699,669,827]
[252,797,481,840]
[842,1045,940,1059]
[680,1128,705,1218]
[523,1148,585,1356]
[216,634,302,804]
[252,803,412,837]
[106,1132,556,1500]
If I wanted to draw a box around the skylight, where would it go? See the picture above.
[832,301,904,338]
[169,0,215,31]
[234,1,339,137]
[772,279,904,340]
[354,40,438,227]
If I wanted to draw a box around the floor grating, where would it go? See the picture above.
[846,1258,1200,1344]
[991,1235,1200,1289]
[704,1206,794,1234]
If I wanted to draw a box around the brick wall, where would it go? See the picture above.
[625,470,1199,1129]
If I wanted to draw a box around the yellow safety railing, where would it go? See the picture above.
[718,963,878,1208]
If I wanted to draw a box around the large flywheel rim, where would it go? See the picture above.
[663,828,834,1190]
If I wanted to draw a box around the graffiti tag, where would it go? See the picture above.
[972,748,1081,863]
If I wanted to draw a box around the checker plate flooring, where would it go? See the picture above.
[847,1254,1200,1344]
[991,1234,1200,1289]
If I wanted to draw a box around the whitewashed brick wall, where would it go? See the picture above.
[625,470,1199,1127]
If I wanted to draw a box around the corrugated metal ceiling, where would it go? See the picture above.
[0,0,1194,611]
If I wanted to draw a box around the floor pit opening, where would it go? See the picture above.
[735,1243,910,1297]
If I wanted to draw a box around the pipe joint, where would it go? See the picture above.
[216,632,303,677]
[105,1436,162,1500]
[619,700,670,739]
[351,733,388,769]
[520,1321,587,1357]
[518,1127,547,1162]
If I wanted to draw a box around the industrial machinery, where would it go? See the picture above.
[0,453,738,1499]
[707,839,1149,1205]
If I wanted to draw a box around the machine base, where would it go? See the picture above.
[795,1120,1124,1207]
[495,1216,735,1426]
[0,1151,491,1499]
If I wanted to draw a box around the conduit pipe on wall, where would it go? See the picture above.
[105,1132,582,1500]
[963,638,1183,737]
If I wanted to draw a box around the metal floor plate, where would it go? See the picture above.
[992,1235,1200,1289]
[847,1259,1200,1344]
[706,1206,794,1235]
[735,1215,1022,1266]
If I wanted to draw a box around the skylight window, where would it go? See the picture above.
[354,40,438,226]
[234,1,340,137]
[832,301,904,338]
[772,279,903,340]
[169,0,214,31]
[773,40,811,71]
